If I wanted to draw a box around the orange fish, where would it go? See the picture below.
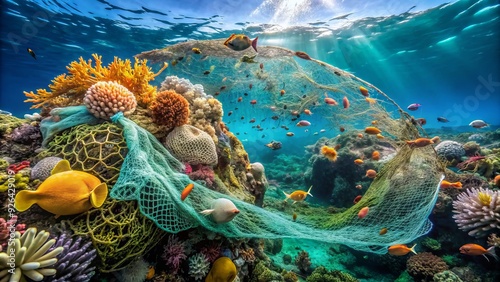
[292,212,297,221]
[365,97,376,105]
[459,244,498,262]
[357,133,364,138]
[237,97,242,102]
[283,186,313,204]
[353,195,362,204]
[321,146,338,162]
[250,99,257,105]
[365,127,381,135]
[325,97,338,105]
[355,184,362,189]
[406,138,434,148]
[440,180,462,189]
[366,169,377,178]
[181,183,194,201]
[359,86,369,97]
[304,109,312,115]
[388,244,417,256]
[280,89,286,96]
[286,132,294,137]
[379,228,388,235]
[372,151,380,161]
[371,120,378,125]
[358,206,369,218]
[354,159,364,165]
[494,175,500,187]
[339,126,345,132]
[342,96,350,109]
[376,133,384,139]
[146,266,155,279]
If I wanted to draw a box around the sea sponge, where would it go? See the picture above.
[305,266,358,282]
[84,81,137,120]
[31,156,63,180]
[164,125,218,165]
[149,89,190,129]
[188,253,210,281]
[452,187,500,237]
[0,228,64,282]
[435,141,465,162]
[407,252,448,281]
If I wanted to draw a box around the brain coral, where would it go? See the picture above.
[407,252,448,281]
[452,187,500,237]
[164,125,218,166]
[84,81,137,120]
[435,141,465,162]
[149,89,190,129]
[31,156,63,180]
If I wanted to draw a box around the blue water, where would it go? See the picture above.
[1,0,499,130]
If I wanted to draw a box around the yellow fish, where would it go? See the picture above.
[15,160,108,217]
[224,34,258,52]
[205,257,237,282]
[283,186,313,204]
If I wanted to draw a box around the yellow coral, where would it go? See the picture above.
[24,54,167,110]
[478,192,492,206]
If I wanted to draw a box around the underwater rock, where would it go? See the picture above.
[435,141,465,162]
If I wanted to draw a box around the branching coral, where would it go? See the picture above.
[295,250,312,273]
[24,54,167,111]
[84,81,137,120]
[188,253,210,281]
[452,187,500,237]
[407,252,448,281]
[0,228,64,281]
[161,235,187,274]
[149,90,190,129]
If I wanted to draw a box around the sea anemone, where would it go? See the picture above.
[320,145,338,162]
[84,81,137,120]
[188,253,210,281]
[149,89,190,129]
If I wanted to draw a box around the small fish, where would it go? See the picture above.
[203,70,211,75]
[359,86,369,97]
[222,77,227,82]
[227,111,233,116]
[249,84,253,89]
[365,169,377,178]
[271,115,279,120]
[237,97,242,102]
[494,175,500,187]
[290,110,299,116]
[224,34,258,52]
[406,138,434,148]
[304,109,312,115]
[365,97,376,105]
[372,151,380,161]
[388,244,417,256]
[177,56,184,61]
[339,127,345,132]
[283,186,313,204]
[357,133,364,138]
[265,140,282,150]
[355,184,362,189]
[181,183,194,201]
[192,47,202,54]
[292,212,297,221]
[358,206,369,218]
[240,116,245,120]
[342,96,350,109]
[250,99,257,105]
[437,117,449,123]
[469,120,488,129]
[249,118,256,123]
[325,97,338,105]
[280,89,286,96]
[379,228,388,235]
[214,92,220,96]
[313,132,318,135]
[353,195,362,204]
[281,125,289,130]
[296,120,311,127]
[286,132,294,137]
[283,105,287,110]
[354,159,364,165]
[407,103,421,111]
[413,118,426,126]
[220,86,226,91]
[376,133,384,139]
[260,63,264,70]
[440,180,462,189]
[200,198,240,224]
[459,244,498,262]
[27,48,36,59]
[295,51,312,60]
[371,120,378,125]
[146,266,155,279]
[364,127,381,135]
[320,129,326,133]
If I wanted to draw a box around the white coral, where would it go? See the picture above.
[452,187,500,238]
[0,228,64,281]
[188,253,210,281]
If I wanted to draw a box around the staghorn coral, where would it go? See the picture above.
[188,253,210,281]
[305,266,358,282]
[295,250,312,273]
[84,81,137,120]
[31,156,63,181]
[161,235,187,274]
[164,125,218,166]
[0,228,64,281]
[149,90,190,130]
[407,252,448,281]
[67,199,164,272]
[44,232,96,282]
[452,187,500,238]
[24,54,167,111]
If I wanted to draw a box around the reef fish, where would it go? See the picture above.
[14,159,108,216]
[388,244,417,256]
[459,244,498,262]
[358,206,369,218]
[200,198,240,224]
[205,257,237,282]
[440,180,462,189]
[406,138,434,148]
[469,120,488,128]
[181,183,194,201]
[407,103,421,111]
[365,169,377,178]
[27,48,36,59]
[283,186,313,204]
[364,127,382,135]
[342,96,350,109]
[437,117,449,123]
[224,34,258,52]
[359,86,369,97]
[296,120,311,127]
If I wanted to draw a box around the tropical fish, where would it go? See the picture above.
[365,127,382,135]
[494,175,500,187]
[295,51,311,60]
[304,109,312,115]
[292,212,297,221]
[265,140,282,150]
[406,138,434,148]
[342,96,350,109]
[27,48,36,59]
[296,120,311,127]
[440,180,462,189]
[14,160,108,216]
[260,63,264,70]
[321,146,338,162]
[353,195,362,204]
[192,47,202,54]
[388,244,417,256]
[437,117,449,123]
[372,151,380,161]
[359,86,369,97]
[407,103,421,111]
[146,266,155,279]
[205,257,237,282]
[200,198,240,224]
[181,183,194,201]
[379,228,388,235]
[358,206,369,218]
[415,118,426,126]
[357,133,364,138]
[355,184,362,189]
[339,127,345,132]
[325,97,338,105]
[469,120,488,128]
[280,89,286,96]
[286,132,294,137]
[366,169,377,178]
[354,159,364,165]
[237,97,242,102]
[365,97,376,105]
[376,133,384,139]
[250,99,257,105]
[224,34,258,52]
[283,186,313,204]
[459,244,498,262]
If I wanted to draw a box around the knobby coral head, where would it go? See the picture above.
[149,89,190,129]
[84,81,137,120]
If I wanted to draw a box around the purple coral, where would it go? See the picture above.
[161,235,187,274]
[10,124,42,144]
[42,232,96,282]
[188,164,215,187]
[0,216,26,251]
[200,241,222,263]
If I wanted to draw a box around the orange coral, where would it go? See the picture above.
[24,54,167,110]
[149,90,190,129]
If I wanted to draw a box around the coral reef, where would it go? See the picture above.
[435,141,465,163]
[0,216,26,251]
[30,156,63,180]
[149,90,190,130]
[187,164,215,188]
[161,235,187,274]
[462,141,481,157]
[200,240,222,263]
[0,171,30,192]
[295,250,312,273]
[45,231,96,282]
[0,116,43,162]
[421,237,442,251]
[10,123,42,145]
[188,253,210,281]
[433,270,463,282]
[452,187,500,237]
[250,260,283,282]
[0,228,64,281]
[246,162,269,207]
[164,125,218,166]
[305,266,358,282]
[84,81,137,120]
[24,54,167,111]
[0,114,25,137]
[407,252,448,281]
[487,233,500,247]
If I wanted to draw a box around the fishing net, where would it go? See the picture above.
[37,39,444,254]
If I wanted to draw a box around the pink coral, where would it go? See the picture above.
[200,241,222,263]
[188,165,215,187]
[84,81,137,120]
[161,235,187,274]
[184,162,193,174]
[0,216,26,250]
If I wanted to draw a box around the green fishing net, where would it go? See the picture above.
[38,39,444,254]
